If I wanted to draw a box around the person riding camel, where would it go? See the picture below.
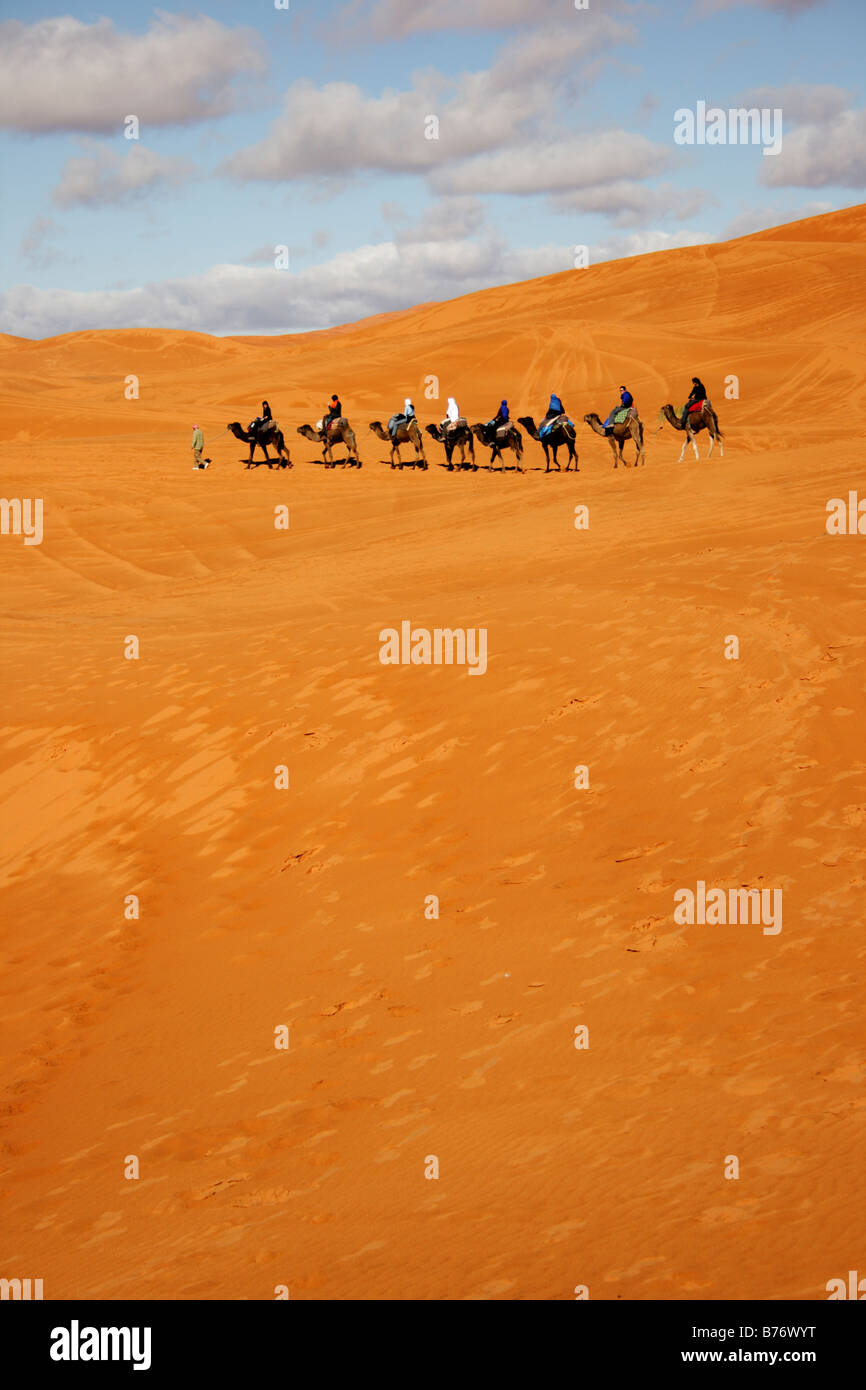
[680,378,707,428]
[603,386,634,434]
[389,397,416,439]
[248,399,273,433]
[441,397,461,434]
[323,395,342,436]
[542,393,565,423]
[484,399,509,444]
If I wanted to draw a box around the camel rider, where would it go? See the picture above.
[248,399,273,433]
[389,397,416,439]
[603,386,634,433]
[543,393,565,423]
[680,377,707,427]
[323,395,342,435]
[484,399,509,444]
[442,397,460,434]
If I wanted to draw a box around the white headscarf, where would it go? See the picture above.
[405,397,414,414]
[446,397,459,424]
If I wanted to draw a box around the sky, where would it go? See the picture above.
[0,0,863,339]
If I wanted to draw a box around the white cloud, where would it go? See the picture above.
[0,15,265,134]
[393,197,486,243]
[339,0,570,37]
[551,181,711,227]
[431,131,670,196]
[222,79,441,180]
[224,16,633,182]
[19,216,62,270]
[697,0,826,13]
[760,108,866,188]
[721,200,835,238]
[53,145,194,208]
[589,228,707,263]
[738,84,851,123]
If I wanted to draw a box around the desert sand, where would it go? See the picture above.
[1,205,864,1301]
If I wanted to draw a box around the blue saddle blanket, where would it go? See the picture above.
[539,414,572,440]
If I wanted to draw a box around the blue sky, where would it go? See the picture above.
[0,0,863,338]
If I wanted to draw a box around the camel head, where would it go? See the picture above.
[517,416,539,439]
[297,424,323,441]
[424,423,443,441]
[659,404,685,430]
[227,421,252,441]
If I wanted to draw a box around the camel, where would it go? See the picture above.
[227,420,292,468]
[583,410,645,468]
[659,402,724,461]
[425,422,477,470]
[369,418,427,469]
[518,416,578,472]
[297,417,361,468]
[470,421,524,472]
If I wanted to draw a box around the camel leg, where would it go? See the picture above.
[691,433,699,461]
[677,434,688,463]
[706,435,715,460]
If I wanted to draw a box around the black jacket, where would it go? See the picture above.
[688,380,707,403]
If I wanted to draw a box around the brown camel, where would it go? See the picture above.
[424,422,477,470]
[227,420,292,468]
[470,421,524,472]
[518,415,578,472]
[369,419,427,469]
[583,410,645,468]
[297,417,361,468]
[659,402,724,461]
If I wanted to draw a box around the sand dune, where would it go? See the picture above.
[0,205,864,1300]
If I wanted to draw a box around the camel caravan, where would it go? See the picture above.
[221,379,723,474]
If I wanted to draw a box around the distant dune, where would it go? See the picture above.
[0,205,864,1300]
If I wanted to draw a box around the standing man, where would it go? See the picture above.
[191,423,205,468]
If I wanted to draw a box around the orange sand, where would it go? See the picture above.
[1,205,864,1300]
